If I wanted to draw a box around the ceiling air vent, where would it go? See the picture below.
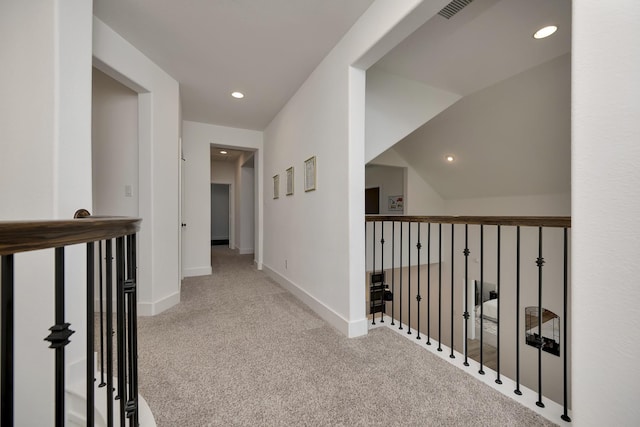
[438,0,474,19]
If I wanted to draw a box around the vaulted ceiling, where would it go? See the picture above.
[370,0,572,199]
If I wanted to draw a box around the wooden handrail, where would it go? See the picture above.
[365,215,571,228]
[0,217,141,256]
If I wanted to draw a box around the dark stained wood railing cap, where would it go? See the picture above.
[365,215,571,228]
[0,216,141,256]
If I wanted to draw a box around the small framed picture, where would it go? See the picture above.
[273,174,280,199]
[286,167,294,196]
[304,156,316,192]
[388,195,404,211]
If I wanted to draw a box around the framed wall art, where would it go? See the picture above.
[286,167,294,196]
[304,156,316,192]
[273,174,280,199]
[388,195,404,212]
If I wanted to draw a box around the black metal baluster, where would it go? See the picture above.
[45,247,75,427]
[399,222,403,331]
[437,223,442,352]
[479,225,485,375]
[391,222,395,326]
[99,242,106,388]
[450,224,455,359]
[125,234,139,425]
[416,224,422,340]
[372,221,376,326]
[106,240,114,427]
[426,223,431,346]
[380,222,385,323]
[562,228,571,422]
[407,222,412,335]
[514,227,522,396]
[536,227,545,408]
[495,226,502,384]
[86,242,95,426]
[463,225,470,366]
[1,255,14,427]
[116,237,127,426]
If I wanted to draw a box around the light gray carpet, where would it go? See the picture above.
[136,247,555,426]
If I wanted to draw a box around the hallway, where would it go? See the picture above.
[135,248,554,426]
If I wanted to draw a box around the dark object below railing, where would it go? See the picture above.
[0,210,141,427]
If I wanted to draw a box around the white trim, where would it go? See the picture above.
[263,264,368,338]
[238,247,254,255]
[137,291,180,316]
[183,266,212,277]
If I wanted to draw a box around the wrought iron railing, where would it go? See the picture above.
[0,210,141,426]
[365,215,571,423]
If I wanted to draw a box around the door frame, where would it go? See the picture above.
[211,181,234,248]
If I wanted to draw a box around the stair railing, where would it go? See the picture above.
[1,210,141,426]
[365,215,571,423]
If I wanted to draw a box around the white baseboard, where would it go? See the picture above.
[93,291,180,316]
[183,266,212,277]
[238,247,254,255]
[138,291,180,316]
[262,264,367,338]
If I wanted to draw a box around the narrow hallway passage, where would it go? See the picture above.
[135,248,554,426]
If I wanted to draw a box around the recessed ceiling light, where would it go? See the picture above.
[231,91,244,99]
[533,25,557,39]
[446,155,455,163]
[220,150,228,155]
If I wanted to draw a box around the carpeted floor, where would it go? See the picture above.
[136,247,555,426]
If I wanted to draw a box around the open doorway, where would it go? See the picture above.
[210,146,256,255]
[211,183,230,246]
[91,67,139,217]
[365,165,405,215]
[365,187,380,214]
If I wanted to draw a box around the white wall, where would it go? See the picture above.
[93,17,181,316]
[262,0,451,337]
[92,68,139,217]
[0,1,93,424]
[211,161,236,181]
[572,1,640,425]
[365,165,404,214]
[365,68,461,163]
[446,193,571,216]
[181,120,263,275]
[369,148,445,215]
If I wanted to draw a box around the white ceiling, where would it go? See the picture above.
[374,0,571,97]
[94,0,375,130]
[210,147,243,163]
[370,0,572,200]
